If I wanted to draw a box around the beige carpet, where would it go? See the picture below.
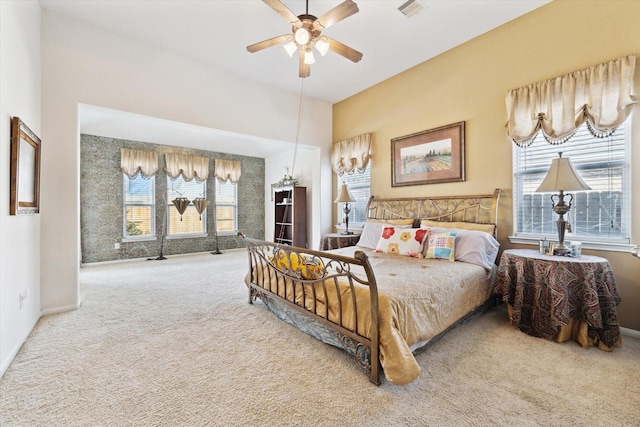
[1,249,639,426]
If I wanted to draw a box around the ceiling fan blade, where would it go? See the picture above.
[247,34,292,53]
[327,37,363,63]
[263,0,302,27]
[299,49,310,78]
[314,0,359,31]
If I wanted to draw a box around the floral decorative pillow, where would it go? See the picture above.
[424,231,457,261]
[375,227,427,257]
[357,221,412,249]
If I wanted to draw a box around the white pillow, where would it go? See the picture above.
[423,226,499,270]
[357,221,411,249]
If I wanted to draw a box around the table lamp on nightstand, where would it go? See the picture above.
[536,152,591,255]
[335,183,355,235]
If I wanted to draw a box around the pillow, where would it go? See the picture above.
[357,221,412,249]
[452,228,499,270]
[420,219,495,235]
[270,251,324,280]
[423,226,500,270]
[375,227,427,258]
[367,218,414,226]
[424,231,457,261]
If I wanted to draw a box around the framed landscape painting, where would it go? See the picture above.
[391,121,465,187]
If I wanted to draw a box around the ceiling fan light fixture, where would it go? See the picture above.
[294,27,310,45]
[247,0,363,78]
[315,36,329,56]
[283,41,297,57]
[304,48,316,65]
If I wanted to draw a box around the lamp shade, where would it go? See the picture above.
[283,41,297,57]
[334,183,355,203]
[315,37,329,56]
[303,48,315,65]
[536,153,591,192]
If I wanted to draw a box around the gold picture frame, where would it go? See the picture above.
[391,121,465,187]
[10,117,41,215]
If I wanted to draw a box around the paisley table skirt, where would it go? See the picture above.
[494,249,622,350]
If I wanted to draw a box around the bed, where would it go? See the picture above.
[239,189,501,385]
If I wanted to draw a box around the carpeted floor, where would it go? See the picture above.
[1,249,639,426]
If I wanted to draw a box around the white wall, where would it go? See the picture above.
[264,143,332,250]
[0,0,42,375]
[39,10,333,315]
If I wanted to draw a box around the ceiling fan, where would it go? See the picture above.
[247,0,363,78]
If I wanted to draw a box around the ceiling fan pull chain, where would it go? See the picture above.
[290,78,305,180]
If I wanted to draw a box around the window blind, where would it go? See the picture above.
[339,163,371,224]
[513,122,629,242]
[215,179,237,232]
[123,174,155,238]
[167,176,207,235]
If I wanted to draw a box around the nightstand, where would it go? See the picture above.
[494,249,621,350]
[319,233,360,251]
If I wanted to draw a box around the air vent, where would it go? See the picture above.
[398,0,425,18]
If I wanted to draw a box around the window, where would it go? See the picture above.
[215,179,237,233]
[337,163,371,225]
[512,121,630,246]
[123,174,155,239]
[167,177,207,236]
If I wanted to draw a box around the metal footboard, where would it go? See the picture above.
[238,233,381,385]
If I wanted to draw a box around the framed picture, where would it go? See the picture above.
[10,117,41,215]
[391,121,465,187]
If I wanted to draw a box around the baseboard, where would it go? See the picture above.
[2,302,80,378]
[41,303,79,316]
[620,326,640,339]
[0,312,41,378]
[81,248,244,267]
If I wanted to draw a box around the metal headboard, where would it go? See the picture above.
[366,189,501,237]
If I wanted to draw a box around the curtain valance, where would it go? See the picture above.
[214,159,241,183]
[506,55,638,146]
[331,133,371,176]
[164,153,209,182]
[120,148,158,179]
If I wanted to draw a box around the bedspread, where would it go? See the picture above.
[253,246,494,385]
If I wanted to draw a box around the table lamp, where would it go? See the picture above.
[536,152,591,255]
[335,183,355,235]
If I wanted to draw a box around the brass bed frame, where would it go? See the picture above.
[240,189,501,385]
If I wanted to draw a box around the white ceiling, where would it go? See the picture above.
[40,0,550,156]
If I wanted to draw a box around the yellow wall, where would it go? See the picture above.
[333,0,640,330]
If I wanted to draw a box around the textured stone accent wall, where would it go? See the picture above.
[80,134,265,263]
